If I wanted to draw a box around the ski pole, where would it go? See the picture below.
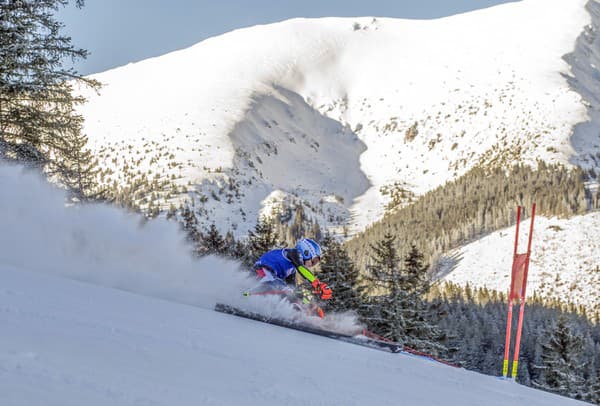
[242,290,292,297]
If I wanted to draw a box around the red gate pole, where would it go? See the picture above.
[502,206,522,378]
[511,203,536,379]
[502,299,514,378]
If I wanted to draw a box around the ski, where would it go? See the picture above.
[214,303,402,353]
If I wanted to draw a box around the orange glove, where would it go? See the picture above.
[311,279,332,300]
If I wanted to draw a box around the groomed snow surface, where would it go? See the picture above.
[0,166,589,405]
[2,265,587,406]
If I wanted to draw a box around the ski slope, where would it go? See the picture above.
[1,266,588,406]
[0,163,590,406]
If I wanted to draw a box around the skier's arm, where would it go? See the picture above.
[288,248,332,299]
[297,265,332,300]
[289,249,317,283]
[297,264,316,283]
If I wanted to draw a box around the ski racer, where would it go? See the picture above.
[250,238,332,309]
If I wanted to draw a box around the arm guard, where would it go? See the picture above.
[287,248,317,283]
[297,265,317,283]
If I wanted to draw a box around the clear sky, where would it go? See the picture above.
[58,0,519,75]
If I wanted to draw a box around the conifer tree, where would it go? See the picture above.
[200,224,227,256]
[245,216,280,267]
[403,244,429,296]
[361,233,407,342]
[402,244,446,355]
[0,0,101,196]
[533,316,586,399]
[345,163,589,271]
[180,204,202,256]
[223,231,242,260]
[319,233,360,313]
[428,281,599,402]
[52,130,106,201]
[360,237,445,351]
[583,366,600,405]
[288,205,306,240]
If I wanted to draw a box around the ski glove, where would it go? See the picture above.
[311,279,332,300]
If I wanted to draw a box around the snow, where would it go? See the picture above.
[438,212,600,312]
[74,0,594,238]
[0,165,588,406]
[2,0,599,401]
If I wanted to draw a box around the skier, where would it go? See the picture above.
[249,238,332,314]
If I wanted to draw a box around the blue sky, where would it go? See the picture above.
[58,0,519,75]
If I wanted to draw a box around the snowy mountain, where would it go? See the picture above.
[438,212,600,312]
[0,165,588,405]
[75,0,597,238]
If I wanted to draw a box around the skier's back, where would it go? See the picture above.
[252,238,332,301]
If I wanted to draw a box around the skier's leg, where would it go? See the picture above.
[246,269,294,297]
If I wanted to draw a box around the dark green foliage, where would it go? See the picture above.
[224,230,248,261]
[179,204,202,257]
[176,212,284,267]
[345,163,589,270]
[288,205,307,241]
[358,234,405,341]
[274,204,323,247]
[200,224,227,256]
[51,130,107,201]
[431,282,599,402]
[375,235,412,343]
[245,216,282,267]
[401,245,446,355]
[404,244,430,297]
[533,317,587,399]
[588,371,600,405]
[358,234,444,354]
[319,233,360,313]
[0,0,102,198]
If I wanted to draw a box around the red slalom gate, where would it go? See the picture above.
[502,204,536,380]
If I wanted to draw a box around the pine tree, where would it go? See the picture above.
[0,0,101,195]
[222,230,247,262]
[200,224,227,256]
[319,233,361,313]
[533,316,587,399]
[245,216,280,267]
[361,233,407,342]
[427,281,599,403]
[584,367,600,404]
[402,244,446,355]
[403,244,429,296]
[288,205,306,240]
[51,130,106,201]
[344,163,589,271]
[180,204,202,256]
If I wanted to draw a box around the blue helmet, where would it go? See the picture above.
[296,238,322,261]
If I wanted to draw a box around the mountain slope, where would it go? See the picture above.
[1,265,588,406]
[0,162,593,405]
[76,0,593,236]
[438,211,600,312]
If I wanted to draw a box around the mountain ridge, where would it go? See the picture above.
[76,0,593,238]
